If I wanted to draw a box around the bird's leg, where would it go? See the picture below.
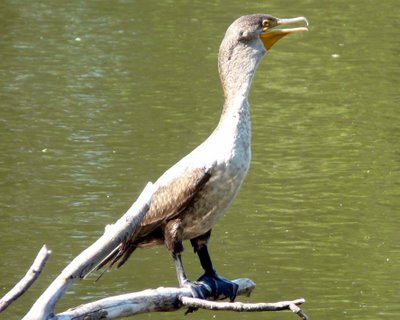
[173,253,189,287]
[164,221,212,299]
[172,252,212,300]
[196,243,216,275]
[191,231,239,301]
[194,244,239,301]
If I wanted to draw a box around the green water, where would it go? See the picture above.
[0,1,398,319]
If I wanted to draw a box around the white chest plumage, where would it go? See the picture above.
[156,97,252,239]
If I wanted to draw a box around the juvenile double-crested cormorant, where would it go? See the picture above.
[99,14,308,300]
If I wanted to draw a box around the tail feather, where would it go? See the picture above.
[98,244,137,270]
[116,245,137,268]
[95,246,122,271]
[85,243,137,281]
[84,246,121,281]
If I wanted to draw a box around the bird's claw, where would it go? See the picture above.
[181,273,238,314]
[196,272,239,301]
[181,279,212,300]
[182,273,238,300]
[181,280,212,314]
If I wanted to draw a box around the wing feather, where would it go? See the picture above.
[96,166,211,271]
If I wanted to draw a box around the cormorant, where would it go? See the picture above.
[98,13,308,300]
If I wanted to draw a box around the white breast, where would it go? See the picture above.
[180,111,251,238]
[155,97,252,239]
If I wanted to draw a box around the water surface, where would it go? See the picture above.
[0,1,398,319]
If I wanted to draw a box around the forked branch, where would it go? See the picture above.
[3,181,308,320]
[53,278,307,319]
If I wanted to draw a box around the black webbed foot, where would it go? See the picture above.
[196,272,239,301]
[181,279,212,301]
[189,235,239,302]
[181,273,238,302]
[174,235,240,314]
[181,274,238,314]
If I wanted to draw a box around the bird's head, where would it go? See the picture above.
[226,14,308,51]
[219,14,308,99]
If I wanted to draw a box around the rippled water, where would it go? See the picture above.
[0,1,398,319]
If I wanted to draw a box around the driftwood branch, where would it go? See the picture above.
[181,296,307,319]
[0,245,51,313]
[53,278,257,319]
[13,180,308,320]
[52,278,307,319]
[22,182,155,320]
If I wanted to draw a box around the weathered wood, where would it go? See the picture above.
[53,278,256,319]
[16,180,308,320]
[22,182,155,320]
[0,245,51,313]
[181,296,307,319]
[289,303,309,320]
[51,278,307,320]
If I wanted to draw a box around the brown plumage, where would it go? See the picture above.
[98,167,211,269]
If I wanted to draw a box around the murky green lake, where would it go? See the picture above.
[0,1,398,319]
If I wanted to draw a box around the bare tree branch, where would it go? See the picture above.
[52,278,253,319]
[17,181,308,320]
[0,245,51,313]
[51,278,306,320]
[22,182,155,320]
[181,296,307,319]
[289,303,309,320]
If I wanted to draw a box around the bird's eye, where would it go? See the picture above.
[261,19,271,32]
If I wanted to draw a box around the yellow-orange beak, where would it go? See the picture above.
[260,16,309,50]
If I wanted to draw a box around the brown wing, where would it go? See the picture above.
[139,167,212,235]
[97,167,211,271]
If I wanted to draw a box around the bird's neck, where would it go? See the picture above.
[218,39,265,117]
[211,40,264,145]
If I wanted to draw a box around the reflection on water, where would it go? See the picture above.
[0,1,399,319]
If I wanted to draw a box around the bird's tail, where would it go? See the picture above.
[86,243,137,281]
